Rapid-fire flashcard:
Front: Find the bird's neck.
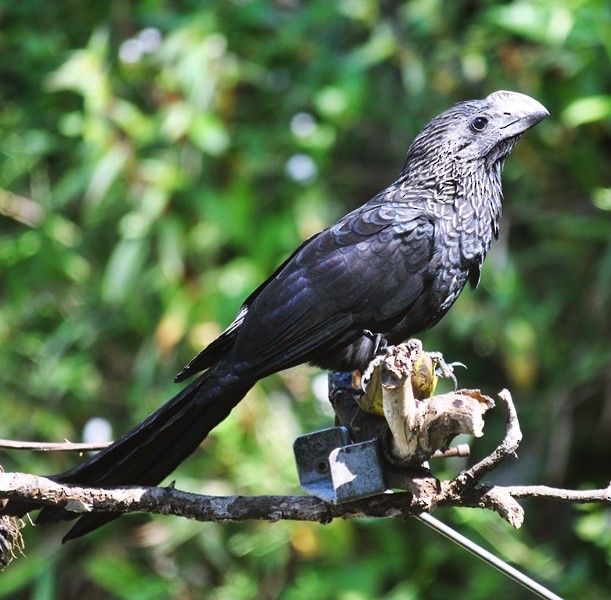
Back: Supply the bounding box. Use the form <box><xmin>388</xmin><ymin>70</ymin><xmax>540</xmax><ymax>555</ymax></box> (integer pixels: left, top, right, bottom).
<box><xmin>462</xmin><ymin>160</ymin><xmax>504</xmax><ymax>244</ymax></box>
<box><xmin>402</xmin><ymin>158</ymin><xmax>504</xmax><ymax>256</ymax></box>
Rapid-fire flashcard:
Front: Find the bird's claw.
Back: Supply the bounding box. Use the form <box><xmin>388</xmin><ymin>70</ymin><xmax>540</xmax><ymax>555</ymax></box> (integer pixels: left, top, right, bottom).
<box><xmin>428</xmin><ymin>353</ymin><xmax>466</xmax><ymax>391</ymax></box>
<box><xmin>363</xmin><ymin>329</ymin><xmax>391</xmax><ymax>357</ymax></box>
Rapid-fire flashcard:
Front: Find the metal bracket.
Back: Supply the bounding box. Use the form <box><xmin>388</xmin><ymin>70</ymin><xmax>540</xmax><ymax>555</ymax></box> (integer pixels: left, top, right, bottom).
<box><xmin>293</xmin><ymin>427</ymin><xmax>386</xmax><ymax>504</ymax></box>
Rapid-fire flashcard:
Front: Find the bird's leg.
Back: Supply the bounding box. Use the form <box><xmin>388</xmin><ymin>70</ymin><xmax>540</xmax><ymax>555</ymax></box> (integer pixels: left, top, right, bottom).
<box><xmin>363</xmin><ymin>330</ymin><xmax>390</xmax><ymax>357</ymax></box>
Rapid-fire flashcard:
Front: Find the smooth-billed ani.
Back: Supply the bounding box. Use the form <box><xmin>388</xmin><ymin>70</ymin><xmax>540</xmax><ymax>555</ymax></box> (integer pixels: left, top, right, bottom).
<box><xmin>2</xmin><ymin>90</ymin><xmax>548</xmax><ymax>541</ymax></box>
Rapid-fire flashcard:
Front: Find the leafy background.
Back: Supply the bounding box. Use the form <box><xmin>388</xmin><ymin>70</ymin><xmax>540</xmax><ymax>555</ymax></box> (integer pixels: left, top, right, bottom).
<box><xmin>1</xmin><ymin>0</ymin><xmax>610</xmax><ymax>598</ymax></box>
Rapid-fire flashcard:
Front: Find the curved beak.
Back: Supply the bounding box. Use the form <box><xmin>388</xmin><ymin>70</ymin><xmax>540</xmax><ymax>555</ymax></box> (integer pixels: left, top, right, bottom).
<box><xmin>487</xmin><ymin>90</ymin><xmax>549</xmax><ymax>137</ymax></box>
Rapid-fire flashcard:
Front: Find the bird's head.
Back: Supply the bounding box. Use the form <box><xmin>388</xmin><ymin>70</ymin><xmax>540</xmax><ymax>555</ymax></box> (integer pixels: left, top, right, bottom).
<box><xmin>402</xmin><ymin>90</ymin><xmax>548</xmax><ymax>178</ymax></box>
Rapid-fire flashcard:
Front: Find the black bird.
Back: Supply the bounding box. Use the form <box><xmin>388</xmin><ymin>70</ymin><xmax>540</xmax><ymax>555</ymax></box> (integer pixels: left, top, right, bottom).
<box><xmin>2</xmin><ymin>91</ymin><xmax>548</xmax><ymax>541</ymax></box>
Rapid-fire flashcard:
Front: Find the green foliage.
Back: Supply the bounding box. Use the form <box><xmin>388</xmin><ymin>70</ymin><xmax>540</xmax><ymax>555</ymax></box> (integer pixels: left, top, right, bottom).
<box><xmin>1</xmin><ymin>0</ymin><xmax>610</xmax><ymax>597</ymax></box>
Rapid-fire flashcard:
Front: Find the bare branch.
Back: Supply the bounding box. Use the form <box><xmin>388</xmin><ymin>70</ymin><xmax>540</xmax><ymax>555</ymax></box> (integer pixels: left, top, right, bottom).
<box><xmin>0</xmin><ymin>473</ymin><xmax>419</xmax><ymax>522</ymax></box>
<box><xmin>0</xmin><ymin>473</ymin><xmax>608</xmax><ymax>531</ymax></box>
<box><xmin>0</xmin><ymin>189</ymin><xmax>45</xmax><ymax>228</ymax></box>
<box><xmin>0</xmin><ymin>439</ymin><xmax>110</xmax><ymax>452</ymax></box>
<box><xmin>451</xmin><ymin>389</ymin><xmax>522</xmax><ymax>491</ymax></box>
<box><xmin>505</xmin><ymin>484</ymin><xmax>611</xmax><ymax>504</ymax></box>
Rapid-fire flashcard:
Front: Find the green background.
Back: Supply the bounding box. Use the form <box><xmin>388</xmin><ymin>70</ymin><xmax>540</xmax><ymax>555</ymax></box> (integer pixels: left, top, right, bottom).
<box><xmin>1</xmin><ymin>1</ymin><xmax>610</xmax><ymax>598</ymax></box>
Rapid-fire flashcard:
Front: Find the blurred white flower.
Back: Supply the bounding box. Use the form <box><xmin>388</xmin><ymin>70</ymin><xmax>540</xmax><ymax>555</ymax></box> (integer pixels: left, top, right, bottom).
<box><xmin>82</xmin><ymin>417</ymin><xmax>113</xmax><ymax>444</ymax></box>
<box><xmin>285</xmin><ymin>154</ymin><xmax>317</xmax><ymax>183</ymax></box>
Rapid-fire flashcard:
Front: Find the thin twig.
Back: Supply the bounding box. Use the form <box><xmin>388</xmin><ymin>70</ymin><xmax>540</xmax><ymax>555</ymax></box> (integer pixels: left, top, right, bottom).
<box><xmin>451</xmin><ymin>389</ymin><xmax>522</xmax><ymax>490</ymax></box>
<box><xmin>0</xmin><ymin>189</ymin><xmax>45</xmax><ymax>228</ymax></box>
<box><xmin>431</xmin><ymin>444</ymin><xmax>470</xmax><ymax>459</ymax></box>
<box><xmin>0</xmin><ymin>439</ymin><xmax>110</xmax><ymax>452</ymax></box>
<box><xmin>505</xmin><ymin>483</ymin><xmax>611</xmax><ymax>504</ymax></box>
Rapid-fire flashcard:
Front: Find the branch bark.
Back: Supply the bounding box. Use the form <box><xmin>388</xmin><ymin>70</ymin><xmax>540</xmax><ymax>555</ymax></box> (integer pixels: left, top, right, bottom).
<box><xmin>0</xmin><ymin>473</ymin><xmax>608</xmax><ymax>525</ymax></box>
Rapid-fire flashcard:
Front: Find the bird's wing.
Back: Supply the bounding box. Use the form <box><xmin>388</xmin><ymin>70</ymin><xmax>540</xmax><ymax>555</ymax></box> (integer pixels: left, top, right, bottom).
<box><xmin>228</xmin><ymin>199</ymin><xmax>438</xmax><ymax>377</ymax></box>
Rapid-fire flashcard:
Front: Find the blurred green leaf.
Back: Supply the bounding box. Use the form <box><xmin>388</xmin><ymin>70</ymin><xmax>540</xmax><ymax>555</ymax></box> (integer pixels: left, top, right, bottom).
<box><xmin>86</xmin><ymin>554</ymin><xmax>171</xmax><ymax>600</ymax></box>
<box><xmin>487</xmin><ymin>2</ymin><xmax>574</xmax><ymax>45</ymax></box>
<box><xmin>0</xmin><ymin>550</ymin><xmax>56</xmax><ymax>598</ymax></box>
<box><xmin>562</xmin><ymin>95</ymin><xmax>611</xmax><ymax>126</ymax></box>
<box><xmin>84</xmin><ymin>143</ymin><xmax>131</xmax><ymax>206</ymax></box>
<box><xmin>575</xmin><ymin>509</ymin><xmax>611</xmax><ymax>560</ymax></box>
<box><xmin>102</xmin><ymin>238</ymin><xmax>148</xmax><ymax>303</ymax></box>
<box><xmin>189</xmin><ymin>112</ymin><xmax>231</xmax><ymax>156</ymax></box>
<box><xmin>592</xmin><ymin>187</ymin><xmax>611</xmax><ymax>211</ymax></box>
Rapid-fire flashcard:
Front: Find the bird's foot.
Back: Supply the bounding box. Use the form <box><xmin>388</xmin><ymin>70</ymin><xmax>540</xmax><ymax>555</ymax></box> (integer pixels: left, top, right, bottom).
<box><xmin>427</xmin><ymin>352</ymin><xmax>466</xmax><ymax>391</ymax></box>
<box><xmin>363</xmin><ymin>330</ymin><xmax>391</xmax><ymax>357</ymax></box>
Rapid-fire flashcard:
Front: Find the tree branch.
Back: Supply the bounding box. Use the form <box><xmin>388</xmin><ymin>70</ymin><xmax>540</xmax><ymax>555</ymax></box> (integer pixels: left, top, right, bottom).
<box><xmin>0</xmin><ymin>473</ymin><xmax>608</xmax><ymax>526</ymax></box>
<box><xmin>0</xmin><ymin>439</ymin><xmax>110</xmax><ymax>452</ymax></box>
<box><xmin>503</xmin><ymin>484</ymin><xmax>611</xmax><ymax>504</ymax></box>
<box><xmin>451</xmin><ymin>389</ymin><xmax>522</xmax><ymax>489</ymax></box>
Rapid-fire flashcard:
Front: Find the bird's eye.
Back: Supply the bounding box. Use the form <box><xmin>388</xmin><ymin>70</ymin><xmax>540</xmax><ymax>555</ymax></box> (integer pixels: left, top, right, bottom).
<box><xmin>470</xmin><ymin>116</ymin><xmax>489</xmax><ymax>132</ymax></box>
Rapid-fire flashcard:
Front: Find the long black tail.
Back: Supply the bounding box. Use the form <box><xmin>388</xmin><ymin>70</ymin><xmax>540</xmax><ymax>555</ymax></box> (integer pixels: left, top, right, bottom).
<box><xmin>2</xmin><ymin>371</ymin><xmax>252</xmax><ymax>542</ymax></box>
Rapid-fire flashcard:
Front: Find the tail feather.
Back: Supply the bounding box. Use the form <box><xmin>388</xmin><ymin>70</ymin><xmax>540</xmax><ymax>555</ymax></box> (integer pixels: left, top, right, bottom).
<box><xmin>2</xmin><ymin>371</ymin><xmax>252</xmax><ymax>541</ymax></box>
